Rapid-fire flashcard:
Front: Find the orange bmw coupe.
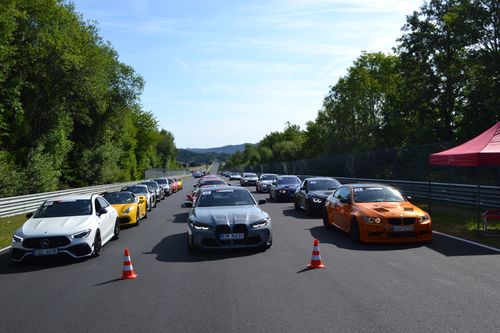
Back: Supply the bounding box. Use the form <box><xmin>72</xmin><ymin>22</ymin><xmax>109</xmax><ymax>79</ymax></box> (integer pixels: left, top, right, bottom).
<box><xmin>323</xmin><ymin>184</ymin><xmax>432</xmax><ymax>243</ymax></box>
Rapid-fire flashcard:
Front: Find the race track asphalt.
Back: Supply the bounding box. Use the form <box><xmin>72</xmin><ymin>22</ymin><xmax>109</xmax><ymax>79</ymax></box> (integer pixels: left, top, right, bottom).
<box><xmin>1</xmin><ymin>176</ymin><xmax>499</xmax><ymax>333</ymax></box>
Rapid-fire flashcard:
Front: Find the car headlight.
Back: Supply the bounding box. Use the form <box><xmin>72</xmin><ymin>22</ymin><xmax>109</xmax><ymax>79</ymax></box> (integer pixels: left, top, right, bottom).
<box><xmin>362</xmin><ymin>216</ymin><xmax>381</xmax><ymax>224</ymax></box>
<box><xmin>123</xmin><ymin>206</ymin><xmax>134</xmax><ymax>215</ymax></box>
<box><xmin>418</xmin><ymin>215</ymin><xmax>430</xmax><ymax>223</ymax></box>
<box><xmin>279</xmin><ymin>189</ymin><xmax>287</xmax><ymax>194</ymax></box>
<box><xmin>12</xmin><ymin>234</ymin><xmax>23</xmax><ymax>243</ymax></box>
<box><xmin>311</xmin><ymin>197</ymin><xmax>323</xmax><ymax>203</ymax></box>
<box><xmin>189</xmin><ymin>221</ymin><xmax>211</xmax><ymax>230</ymax></box>
<box><xmin>70</xmin><ymin>229</ymin><xmax>92</xmax><ymax>239</ymax></box>
<box><xmin>252</xmin><ymin>218</ymin><xmax>270</xmax><ymax>228</ymax></box>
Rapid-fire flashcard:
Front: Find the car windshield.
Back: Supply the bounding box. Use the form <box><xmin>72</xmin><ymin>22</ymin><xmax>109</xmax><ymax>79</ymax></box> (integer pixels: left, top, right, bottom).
<box><xmin>122</xmin><ymin>187</ymin><xmax>148</xmax><ymax>196</ymax></box>
<box><xmin>34</xmin><ymin>199</ymin><xmax>92</xmax><ymax>218</ymax></box>
<box><xmin>353</xmin><ymin>187</ymin><xmax>405</xmax><ymax>203</ymax></box>
<box><xmin>103</xmin><ymin>192</ymin><xmax>134</xmax><ymax>204</ymax></box>
<box><xmin>277</xmin><ymin>177</ymin><xmax>300</xmax><ymax>185</ymax></box>
<box><xmin>244</xmin><ymin>173</ymin><xmax>257</xmax><ymax>177</ymax></box>
<box><xmin>155</xmin><ymin>179</ymin><xmax>167</xmax><ymax>184</ymax></box>
<box><xmin>141</xmin><ymin>182</ymin><xmax>158</xmax><ymax>188</ymax></box>
<box><xmin>309</xmin><ymin>179</ymin><xmax>341</xmax><ymax>190</ymax></box>
<box><xmin>200</xmin><ymin>179</ymin><xmax>225</xmax><ymax>186</ymax></box>
<box><xmin>197</xmin><ymin>189</ymin><xmax>255</xmax><ymax>207</ymax></box>
<box><xmin>261</xmin><ymin>175</ymin><xmax>276</xmax><ymax>180</ymax></box>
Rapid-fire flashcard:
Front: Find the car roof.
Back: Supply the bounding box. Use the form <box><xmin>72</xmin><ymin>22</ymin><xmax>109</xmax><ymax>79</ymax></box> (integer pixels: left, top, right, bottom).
<box><xmin>304</xmin><ymin>177</ymin><xmax>337</xmax><ymax>181</ymax></box>
<box><xmin>343</xmin><ymin>183</ymin><xmax>391</xmax><ymax>188</ymax></box>
<box><xmin>48</xmin><ymin>194</ymin><xmax>96</xmax><ymax>201</ymax></box>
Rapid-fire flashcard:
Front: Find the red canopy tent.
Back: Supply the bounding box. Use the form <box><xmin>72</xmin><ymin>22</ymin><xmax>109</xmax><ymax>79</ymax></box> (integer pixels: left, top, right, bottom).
<box><xmin>428</xmin><ymin>122</ymin><xmax>500</xmax><ymax>233</ymax></box>
<box><xmin>429</xmin><ymin>122</ymin><xmax>500</xmax><ymax>166</ymax></box>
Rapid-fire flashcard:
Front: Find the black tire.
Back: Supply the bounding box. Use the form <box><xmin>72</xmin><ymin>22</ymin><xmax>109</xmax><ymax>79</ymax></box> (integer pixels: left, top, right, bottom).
<box><xmin>322</xmin><ymin>208</ymin><xmax>331</xmax><ymax>229</ymax></box>
<box><xmin>294</xmin><ymin>199</ymin><xmax>300</xmax><ymax>211</ymax></box>
<box><xmin>144</xmin><ymin>208</ymin><xmax>148</xmax><ymax>219</ymax></box>
<box><xmin>92</xmin><ymin>231</ymin><xmax>102</xmax><ymax>257</ymax></box>
<box><xmin>256</xmin><ymin>186</ymin><xmax>260</xmax><ymax>193</ymax></box>
<box><xmin>113</xmin><ymin>219</ymin><xmax>120</xmax><ymax>240</ymax></box>
<box><xmin>350</xmin><ymin>219</ymin><xmax>360</xmax><ymax>242</ymax></box>
<box><xmin>305</xmin><ymin>201</ymin><xmax>312</xmax><ymax>216</ymax></box>
<box><xmin>269</xmin><ymin>192</ymin><xmax>273</xmax><ymax>200</ymax></box>
<box><xmin>135</xmin><ymin>211</ymin><xmax>140</xmax><ymax>226</ymax></box>
<box><xmin>262</xmin><ymin>236</ymin><xmax>272</xmax><ymax>250</ymax></box>
<box><xmin>187</xmin><ymin>234</ymin><xmax>198</xmax><ymax>253</ymax></box>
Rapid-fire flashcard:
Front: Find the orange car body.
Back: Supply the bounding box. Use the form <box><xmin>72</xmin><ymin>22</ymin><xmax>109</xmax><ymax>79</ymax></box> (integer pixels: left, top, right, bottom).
<box><xmin>323</xmin><ymin>184</ymin><xmax>432</xmax><ymax>243</ymax></box>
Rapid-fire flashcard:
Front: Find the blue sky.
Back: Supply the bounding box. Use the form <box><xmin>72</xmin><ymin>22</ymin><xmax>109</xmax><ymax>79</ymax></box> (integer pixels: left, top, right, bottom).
<box><xmin>73</xmin><ymin>0</ymin><xmax>422</xmax><ymax>148</ymax></box>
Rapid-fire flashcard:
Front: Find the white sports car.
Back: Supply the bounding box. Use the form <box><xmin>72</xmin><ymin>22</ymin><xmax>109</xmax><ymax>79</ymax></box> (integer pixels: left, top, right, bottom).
<box><xmin>10</xmin><ymin>194</ymin><xmax>119</xmax><ymax>262</ymax></box>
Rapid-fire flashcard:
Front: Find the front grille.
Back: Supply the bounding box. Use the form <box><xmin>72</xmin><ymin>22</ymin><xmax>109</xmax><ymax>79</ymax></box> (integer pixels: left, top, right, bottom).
<box><xmin>118</xmin><ymin>217</ymin><xmax>131</xmax><ymax>224</ymax></box>
<box><xmin>387</xmin><ymin>232</ymin><xmax>418</xmax><ymax>238</ymax></box>
<box><xmin>67</xmin><ymin>244</ymin><xmax>92</xmax><ymax>256</ymax></box>
<box><xmin>233</xmin><ymin>224</ymin><xmax>247</xmax><ymax>245</ymax></box>
<box><xmin>216</xmin><ymin>225</ymin><xmax>231</xmax><ymax>246</ymax></box>
<box><xmin>23</xmin><ymin>236</ymin><xmax>70</xmax><ymax>249</ymax></box>
<box><xmin>387</xmin><ymin>218</ymin><xmax>416</xmax><ymax>225</ymax></box>
<box><xmin>11</xmin><ymin>248</ymin><xmax>28</xmax><ymax>260</ymax></box>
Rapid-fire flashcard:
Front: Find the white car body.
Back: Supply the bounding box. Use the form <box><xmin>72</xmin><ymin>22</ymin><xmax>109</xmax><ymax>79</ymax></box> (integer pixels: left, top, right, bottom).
<box><xmin>229</xmin><ymin>173</ymin><xmax>242</xmax><ymax>180</ymax></box>
<box><xmin>240</xmin><ymin>173</ymin><xmax>259</xmax><ymax>186</ymax></box>
<box><xmin>10</xmin><ymin>194</ymin><xmax>119</xmax><ymax>262</ymax></box>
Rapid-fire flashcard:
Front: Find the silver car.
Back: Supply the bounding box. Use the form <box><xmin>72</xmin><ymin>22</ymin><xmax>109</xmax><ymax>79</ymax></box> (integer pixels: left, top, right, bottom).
<box><xmin>186</xmin><ymin>186</ymin><xmax>272</xmax><ymax>251</ymax></box>
<box><xmin>240</xmin><ymin>172</ymin><xmax>259</xmax><ymax>186</ymax></box>
<box><xmin>256</xmin><ymin>173</ymin><xmax>278</xmax><ymax>193</ymax></box>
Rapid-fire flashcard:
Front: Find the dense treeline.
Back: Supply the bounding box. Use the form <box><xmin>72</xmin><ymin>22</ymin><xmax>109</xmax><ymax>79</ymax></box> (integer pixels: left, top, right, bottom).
<box><xmin>177</xmin><ymin>149</ymin><xmax>230</xmax><ymax>167</ymax></box>
<box><xmin>225</xmin><ymin>0</ymin><xmax>500</xmax><ymax>171</ymax></box>
<box><xmin>0</xmin><ymin>0</ymin><xmax>177</xmax><ymax>197</ymax></box>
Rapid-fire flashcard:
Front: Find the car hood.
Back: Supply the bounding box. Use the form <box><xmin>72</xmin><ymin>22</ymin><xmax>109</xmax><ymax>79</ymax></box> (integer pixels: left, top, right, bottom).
<box><xmin>21</xmin><ymin>215</ymin><xmax>94</xmax><ymax>236</ymax></box>
<box><xmin>309</xmin><ymin>190</ymin><xmax>334</xmax><ymax>199</ymax></box>
<box><xmin>244</xmin><ymin>177</ymin><xmax>258</xmax><ymax>180</ymax></box>
<box><xmin>356</xmin><ymin>202</ymin><xmax>426</xmax><ymax>217</ymax></box>
<box><xmin>192</xmin><ymin>206</ymin><xmax>268</xmax><ymax>225</ymax></box>
<box><xmin>259</xmin><ymin>180</ymin><xmax>274</xmax><ymax>184</ymax></box>
<box><xmin>112</xmin><ymin>203</ymin><xmax>135</xmax><ymax>215</ymax></box>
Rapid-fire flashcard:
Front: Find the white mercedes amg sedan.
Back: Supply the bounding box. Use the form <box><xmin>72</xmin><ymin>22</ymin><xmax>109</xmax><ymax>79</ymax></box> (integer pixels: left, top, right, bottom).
<box><xmin>10</xmin><ymin>194</ymin><xmax>119</xmax><ymax>262</ymax></box>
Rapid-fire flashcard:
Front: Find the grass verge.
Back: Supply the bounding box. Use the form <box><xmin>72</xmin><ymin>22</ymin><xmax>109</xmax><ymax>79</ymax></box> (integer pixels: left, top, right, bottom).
<box><xmin>0</xmin><ymin>214</ymin><xmax>28</xmax><ymax>249</ymax></box>
<box><xmin>415</xmin><ymin>201</ymin><xmax>500</xmax><ymax>249</ymax></box>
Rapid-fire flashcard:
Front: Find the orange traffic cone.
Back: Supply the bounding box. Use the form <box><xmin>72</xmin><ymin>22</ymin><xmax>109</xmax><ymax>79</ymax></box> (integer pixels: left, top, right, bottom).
<box><xmin>121</xmin><ymin>248</ymin><xmax>138</xmax><ymax>279</ymax></box>
<box><xmin>307</xmin><ymin>239</ymin><xmax>326</xmax><ymax>269</ymax></box>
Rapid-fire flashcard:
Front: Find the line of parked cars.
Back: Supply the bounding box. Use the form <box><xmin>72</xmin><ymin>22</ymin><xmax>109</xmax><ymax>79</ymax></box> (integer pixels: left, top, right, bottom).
<box><xmin>220</xmin><ymin>171</ymin><xmax>433</xmax><ymax>244</ymax></box>
<box><xmin>10</xmin><ymin>177</ymin><xmax>185</xmax><ymax>262</ymax></box>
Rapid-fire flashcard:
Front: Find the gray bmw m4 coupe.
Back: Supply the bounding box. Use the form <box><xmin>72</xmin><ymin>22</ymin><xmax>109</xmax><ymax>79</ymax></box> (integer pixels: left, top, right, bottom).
<box><xmin>186</xmin><ymin>186</ymin><xmax>272</xmax><ymax>251</ymax></box>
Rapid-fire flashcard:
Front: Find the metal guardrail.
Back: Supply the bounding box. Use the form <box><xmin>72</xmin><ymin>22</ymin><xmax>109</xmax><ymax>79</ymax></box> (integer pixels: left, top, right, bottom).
<box><xmin>0</xmin><ymin>181</ymin><xmax>140</xmax><ymax>218</ymax></box>
<box><xmin>295</xmin><ymin>175</ymin><xmax>500</xmax><ymax>209</ymax></box>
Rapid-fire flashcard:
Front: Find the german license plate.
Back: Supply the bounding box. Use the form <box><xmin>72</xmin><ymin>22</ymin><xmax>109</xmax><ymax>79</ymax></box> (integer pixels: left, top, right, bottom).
<box><xmin>392</xmin><ymin>226</ymin><xmax>414</xmax><ymax>232</ymax></box>
<box><xmin>220</xmin><ymin>233</ymin><xmax>244</xmax><ymax>240</ymax></box>
<box><xmin>33</xmin><ymin>248</ymin><xmax>58</xmax><ymax>256</ymax></box>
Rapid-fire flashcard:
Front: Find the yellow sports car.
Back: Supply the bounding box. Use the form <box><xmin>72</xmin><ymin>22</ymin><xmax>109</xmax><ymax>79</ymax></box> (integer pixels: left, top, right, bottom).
<box><xmin>103</xmin><ymin>191</ymin><xmax>147</xmax><ymax>227</ymax></box>
<box><xmin>176</xmin><ymin>177</ymin><xmax>184</xmax><ymax>190</ymax></box>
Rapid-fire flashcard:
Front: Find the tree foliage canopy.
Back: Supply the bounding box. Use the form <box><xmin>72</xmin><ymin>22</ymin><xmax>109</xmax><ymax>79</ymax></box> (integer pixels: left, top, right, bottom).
<box><xmin>0</xmin><ymin>0</ymin><xmax>177</xmax><ymax>196</ymax></box>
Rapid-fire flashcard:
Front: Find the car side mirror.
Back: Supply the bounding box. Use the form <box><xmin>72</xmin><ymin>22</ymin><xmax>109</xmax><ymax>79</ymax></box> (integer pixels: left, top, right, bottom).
<box><xmin>300</xmin><ymin>186</ymin><xmax>306</xmax><ymax>191</ymax></box>
<box><xmin>258</xmin><ymin>199</ymin><xmax>267</xmax><ymax>205</ymax></box>
<box><xmin>339</xmin><ymin>198</ymin><xmax>350</xmax><ymax>204</ymax></box>
<box><xmin>98</xmin><ymin>208</ymin><xmax>108</xmax><ymax>216</ymax></box>
<box><xmin>26</xmin><ymin>212</ymin><xmax>34</xmax><ymax>219</ymax></box>
<box><xmin>182</xmin><ymin>201</ymin><xmax>193</xmax><ymax>208</ymax></box>
<box><xmin>194</xmin><ymin>184</ymin><xmax>198</xmax><ymax>188</ymax></box>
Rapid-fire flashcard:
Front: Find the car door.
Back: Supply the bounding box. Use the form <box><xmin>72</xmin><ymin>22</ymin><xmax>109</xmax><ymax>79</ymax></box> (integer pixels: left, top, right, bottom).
<box><xmin>331</xmin><ymin>186</ymin><xmax>351</xmax><ymax>231</ymax></box>
<box><xmin>297</xmin><ymin>180</ymin><xmax>307</xmax><ymax>207</ymax></box>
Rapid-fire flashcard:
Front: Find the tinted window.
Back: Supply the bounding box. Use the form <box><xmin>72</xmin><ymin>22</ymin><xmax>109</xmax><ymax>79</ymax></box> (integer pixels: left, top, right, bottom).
<box><xmin>98</xmin><ymin>197</ymin><xmax>109</xmax><ymax>208</ymax></box>
<box><xmin>34</xmin><ymin>200</ymin><xmax>92</xmax><ymax>218</ymax></box>
<box><xmin>308</xmin><ymin>179</ymin><xmax>341</xmax><ymax>191</ymax></box>
<box><xmin>200</xmin><ymin>179</ymin><xmax>225</xmax><ymax>186</ymax></box>
<box><xmin>122</xmin><ymin>186</ymin><xmax>148</xmax><ymax>195</ymax></box>
<box><xmin>353</xmin><ymin>187</ymin><xmax>405</xmax><ymax>203</ymax></box>
<box><xmin>334</xmin><ymin>187</ymin><xmax>351</xmax><ymax>200</ymax></box>
<box><xmin>197</xmin><ymin>189</ymin><xmax>255</xmax><ymax>207</ymax></box>
<box><xmin>261</xmin><ymin>175</ymin><xmax>276</xmax><ymax>180</ymax></box>
<box><xmin>277</xmin><ymin>177</ymin><xmax>300</xmax><ymax>185</ymax></box>
<box><xmin>104</xmin><ymin>192</ymin><xmax>134</xmax><ymax>204</ymax></box>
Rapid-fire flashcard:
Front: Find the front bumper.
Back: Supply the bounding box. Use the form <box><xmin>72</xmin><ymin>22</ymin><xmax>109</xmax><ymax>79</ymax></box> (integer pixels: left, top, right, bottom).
<box><xmin>307</xmin><ymin>198</ymin><xmax>326</xmax><ymax>213</ymax></box>
<box><xmin>258</xmin><ymin>183</ymin><xmax>271</xmax><ymax>192</ymax></box>
<box><xmin>359</xmin><ymin>221</ymin><xmax>433</xmax><ymax>243</ymax></box>
<box><xmin>189</xmin><ymin>224</ymin><xmax>272</xmax><ymax>249</ymax></box>
<box><xmin>11</xmin><ymin>234</ymin><xmax>94</xmax><ymax>262</ymax></box>
<box><xmin>275</xmin><ymin>189</ymin><xmax>296</xmax><ymax>201</ymax></box>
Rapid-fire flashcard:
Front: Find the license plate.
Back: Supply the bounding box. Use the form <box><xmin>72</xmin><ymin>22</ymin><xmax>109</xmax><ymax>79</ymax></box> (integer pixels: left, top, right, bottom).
<box><xmin>220</xmin><ymin>233</ymin><xmax>244</xmax><ymax>240</ymax></box>
<box><xmin>392</xmin><ymin>226</ymin><xmax>414</xmax><ymax>232</ymax></box>
<box><xmin>33</xmin><ymin>248</ymin><xmax>58</xmax><ymax>256</ymax></box>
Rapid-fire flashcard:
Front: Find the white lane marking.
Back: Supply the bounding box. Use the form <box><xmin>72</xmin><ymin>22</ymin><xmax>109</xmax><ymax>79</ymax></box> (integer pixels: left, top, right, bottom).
<box><xmin>0</xmin><ymin>246</ymin><xmax>11</xmax><ymax>253</ymax></box>
<box><xmin>433</xmin><ymin>231</ymin><xmax>500</xmax><ymax>253</ymax></box>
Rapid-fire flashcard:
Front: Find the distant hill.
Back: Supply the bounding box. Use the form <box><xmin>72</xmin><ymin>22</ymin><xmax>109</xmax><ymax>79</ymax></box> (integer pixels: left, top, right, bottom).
<box><xmin>177</xmin><ymin>149</ymin><xmax>231</xmax><ymax>166</ymax></box>
<box><xmin>182</xmin><ymin>143</ymin><xmax>253</xmax><ymax>155</ymax></box>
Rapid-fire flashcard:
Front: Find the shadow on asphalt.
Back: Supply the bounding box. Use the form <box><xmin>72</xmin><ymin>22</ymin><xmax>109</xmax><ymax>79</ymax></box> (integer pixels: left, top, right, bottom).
<box><xmin>0</xmin><ymin>251</ymin><xmax>82</xmax><ymax>274</ymax></box>
<box><xmin>308</xmin><ymin>226</ymin><xmax>499</xmax><ymax>256</ymax></box>
<box><xmin>144</xmin><ymin>232</ymin><xmax>263</xmax><ymax>262</ymax></box>
<box><xmin>170</xmin><ymin>212</ymin><xmax>189</xmax><ymax>223</ymax></box>
<box><xmin>282</xmin><ymin>208</ymin><xmax>321</xmax><ymax>220</ymax></box>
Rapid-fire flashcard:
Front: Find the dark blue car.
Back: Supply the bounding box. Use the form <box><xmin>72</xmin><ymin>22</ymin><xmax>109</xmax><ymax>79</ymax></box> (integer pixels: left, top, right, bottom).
<box><xmin>269</xmin><ymin>175</ymin><xmax>301</xmax><ymax>202</ymax></box>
